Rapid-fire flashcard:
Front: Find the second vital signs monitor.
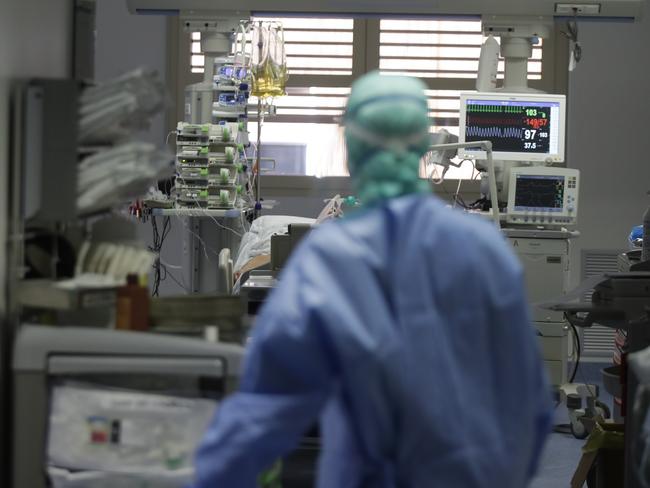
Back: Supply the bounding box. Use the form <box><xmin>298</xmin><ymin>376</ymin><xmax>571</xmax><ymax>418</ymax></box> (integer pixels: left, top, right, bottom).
<box><xmin>458</xmin><ymin>92</ymin><xmax>566</xmax><ymax>163</ymax></box>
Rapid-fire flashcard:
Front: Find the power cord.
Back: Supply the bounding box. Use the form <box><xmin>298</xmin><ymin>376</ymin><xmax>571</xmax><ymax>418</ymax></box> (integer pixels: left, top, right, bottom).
<box><xmin>190</xmin><ymin>195</ymin><xmax>243</xmax><ymax>238</ymax></box>
<box><xmin>562</xmin><ymin>10</ymin><xmax>582</xmax><ymax>66</ymax></box>
<box><xmin>567</xmin><ymin>315</ymin><xmax>581</xmax><ymax>384</ymax></box>
<box><xmin>149</xmin><ymin>216</ymin><xmax>171</xmax><ymax>296</ymax></box>
<box><xmin>565</xmin><ymin>312</ymin><xmax>599</xmax><ymax>400</ymax></box>
<box><xmin>177</xmin><ymin>214</ymin><xmax>222</xmax><ymax>261</ymax></box>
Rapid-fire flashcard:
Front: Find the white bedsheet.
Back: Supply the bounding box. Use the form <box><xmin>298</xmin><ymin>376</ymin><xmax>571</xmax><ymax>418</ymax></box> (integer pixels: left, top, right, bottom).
<box><xmin>234</xmin><ymin>215</ymin><xmax>315</xmax><ymax>273</ymax></box>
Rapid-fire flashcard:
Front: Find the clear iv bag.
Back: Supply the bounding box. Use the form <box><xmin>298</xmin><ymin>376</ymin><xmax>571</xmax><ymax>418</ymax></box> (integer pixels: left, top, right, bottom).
<box><xmin>250</xmin><ymin>22</ymin><xmax>288</xmax><ymax>99</ymax></box>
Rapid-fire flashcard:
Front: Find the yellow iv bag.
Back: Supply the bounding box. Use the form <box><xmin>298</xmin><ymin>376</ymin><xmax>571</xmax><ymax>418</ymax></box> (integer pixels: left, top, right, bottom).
<box><xmin>250</xmin><ymin>22</ymin><xmax>288</xmax><ymax>99</ymax></box>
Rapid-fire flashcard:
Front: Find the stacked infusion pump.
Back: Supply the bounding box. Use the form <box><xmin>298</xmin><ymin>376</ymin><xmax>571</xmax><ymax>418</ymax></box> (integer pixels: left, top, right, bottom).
<box><xmin>175</xmin><ymin>122</ymin><xmax>245</xmax><ymax>208</ymax></box>
<box><xmin>175</xmin><ymin>20</ymin><xmax>251</xmax><ymax>210</ymax></box>
<box><xmin>458</xmin><ymin>89</ymin><xmax>579</xmax><ymax>386</ymax></box>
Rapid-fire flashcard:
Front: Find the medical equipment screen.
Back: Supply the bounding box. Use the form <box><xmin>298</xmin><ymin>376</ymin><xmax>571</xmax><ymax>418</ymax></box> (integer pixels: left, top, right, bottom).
<box><xmin>514</xmin><ymin>175</ymin><xmax>565</xmax><ymax>212</ymax></box>
<box><xmin>463</xmin><ymin>98</ymin><xmax>562</xmax><ymax>156</ymax></box>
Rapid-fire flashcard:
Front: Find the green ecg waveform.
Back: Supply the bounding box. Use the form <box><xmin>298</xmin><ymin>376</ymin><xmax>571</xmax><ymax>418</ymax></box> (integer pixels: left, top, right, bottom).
<box><xmin>468</xmin><ymin>105</ymin><xmax>524</xmax><ymax>114</ymax></box>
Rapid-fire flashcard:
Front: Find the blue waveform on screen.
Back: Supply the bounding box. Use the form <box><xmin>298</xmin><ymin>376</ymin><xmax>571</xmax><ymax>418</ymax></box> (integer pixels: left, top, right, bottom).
<box><xmin>466</xmin><ymin>126</ymin><xmax>523</xmax><ymax>138</ymax></box>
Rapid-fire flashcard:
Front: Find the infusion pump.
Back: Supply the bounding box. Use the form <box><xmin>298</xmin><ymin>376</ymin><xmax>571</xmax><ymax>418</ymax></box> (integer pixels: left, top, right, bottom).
<box><xmin>506</xmin><ymin>166</ymin><xmax>579</xmax><ymax>227</ymax></box>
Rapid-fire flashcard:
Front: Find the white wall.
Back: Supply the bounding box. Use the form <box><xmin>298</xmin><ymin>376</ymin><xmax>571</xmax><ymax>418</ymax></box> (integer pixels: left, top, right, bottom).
<box><xmin>95</xmin><ymin>0</ymin><xmax>168</xmax><ymax>144</ymax></box>
<box><xmin>567</xmin><ymin>16</ymin><xmax>650</xmax><ymax>285</ymax></box>
<box><xmin>93</xmin><ymin>1</ymin><xmax>184</xmax><ymax>293</ymax></box>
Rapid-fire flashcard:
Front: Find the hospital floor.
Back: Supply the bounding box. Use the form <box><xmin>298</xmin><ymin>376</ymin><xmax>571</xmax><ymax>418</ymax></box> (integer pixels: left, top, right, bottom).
<box><xmin>529</xmin><ymin>362</ymin><xmax>614</xmax><ymax>488</ymax></box>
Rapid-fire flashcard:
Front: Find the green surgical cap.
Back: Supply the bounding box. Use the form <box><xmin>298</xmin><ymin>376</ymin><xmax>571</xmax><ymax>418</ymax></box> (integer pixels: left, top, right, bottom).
<box><xmin>344</xmin><ymin>71</ymin><xmax>431</xmax><ymax>206</ymax></box>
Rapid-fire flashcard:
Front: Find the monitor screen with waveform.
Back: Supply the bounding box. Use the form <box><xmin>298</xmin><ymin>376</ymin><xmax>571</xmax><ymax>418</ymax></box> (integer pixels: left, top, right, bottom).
<box><xmin>514</xmin><ymin>175</ymin><xmax>565</xmax><ymax>211</ymax></box>
<box><xmin>458</xmin><ymin>92</ymin><xmax>566</xmax><ymax>163</ymax></box>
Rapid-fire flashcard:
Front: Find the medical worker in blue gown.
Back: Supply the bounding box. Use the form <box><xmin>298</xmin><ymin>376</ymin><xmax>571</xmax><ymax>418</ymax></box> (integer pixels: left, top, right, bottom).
<box><xmin>193</xmin><ymin>72</ymin><xmax>552</xmax><ymax>488</ymax></box>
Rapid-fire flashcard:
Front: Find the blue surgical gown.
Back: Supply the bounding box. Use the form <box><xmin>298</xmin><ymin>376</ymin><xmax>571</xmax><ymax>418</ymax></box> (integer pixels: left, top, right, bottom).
<box><xmin>194</xmin><ymin>194</ymin><xmax>552</xmax><ymax>488</ymax></box>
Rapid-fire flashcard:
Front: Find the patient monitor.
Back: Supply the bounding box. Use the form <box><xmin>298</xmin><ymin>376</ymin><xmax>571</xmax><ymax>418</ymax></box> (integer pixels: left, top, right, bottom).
<box><xmin>506</xmin><ymin>166</ymin><xmax>579</xmax><ymax>227</ymax></box>
<box><xmin>458</xmin><ymin>92</ymin><xmax>566</xmax><ymax>163</ymax></box>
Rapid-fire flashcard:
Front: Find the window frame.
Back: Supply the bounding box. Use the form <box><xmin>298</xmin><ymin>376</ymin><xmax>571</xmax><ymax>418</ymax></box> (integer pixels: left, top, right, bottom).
<box><xmin>166</xmin><ymin>16</ymin><xmax>569</xmax><ymax>194</ymax></box>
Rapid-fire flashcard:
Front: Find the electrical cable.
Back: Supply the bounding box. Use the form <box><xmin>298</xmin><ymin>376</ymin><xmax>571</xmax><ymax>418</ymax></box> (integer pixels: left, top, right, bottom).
<box><xmin>242</xmin><ymin>146</ymin><xmax>256</xmax><ymax>202</ymax></box>
<box><xmin>248</xmin><ymin>141</ymin><xmax>259</xmax><ymax>195</ymax></box>
<box><xmin>435</xmin><ymin>178</ymin><xmax>456</xmax><ymax>205</ymax></box>
<box><xmin>166</xmin><ymin>130</ymin><xmax>177</xmax><ymax>147</ymax></box>
<box><xmin>163</xmin><ymin>266</ymin><xmax>191</xmax><ymax>293</ymax></box>
<box><xmin>565</xmin><ymin>312</ymin><xmax>599</xmax><ymax>400</ymax></box>
<box><xmin>562</xmin><ymin>10</ymin><xmax>582</xmax><ymax>64</ymax></box>
<box><xmin>208</xmin><ymin>211</ymin><xmax>243</xmax><ymax>237</ymax></box>
<box><xmin>426</xmin><ymin>158</ymin><xmax>476</xmax><ymax>209</ymax></box>
<box><xmin>454</xmin><ymin>194</ymin><xmax>470</xmax><ymax>210</ymax></box>
<box><xmin>190</xmin><ymin>195</ymin><xmax>243</xmax><ymax>237</ymax></box>
<box><xmin>551</xmin><ymin>318</ymin><xmax>583</xmax><ymax>434</ymax></box>
<box><xmin>150</xmin><ymin>217</ymin><xmax>160</xmax><ymax>296</ymax></box>
<box><xmin>177</xmin><ymin>216</ymin><xmax>211</xmax><ymax>260</ymax></box>
<box><xmin>577</xmin><ymin>360</ymin><xmax>600</xmax><ymax>401</ymax></box>
<box><xmin>436</xmin><ymin>181</ymin><xmax>467</xmax><ymax>210</ymax></box>
<box><xmin>427</xmin><ymin>162</ymin><xmax>447</xmax><ymax>185</ymax></box>
<box><xmin>453</xmin><ymin>177</ymin><xmax>463</xmax><ymax>209</ymax></box>
<box><xmin>176</xmin><ymin>215</ymin><xmax>221</xmax><ymax>260</ymax></box>
<box><xmin>572</xmin><ymin>321</ymin><xmax>599</xmax><ymax>400</ymax></box>
<box><xmin>240</xmin><ymin>209</ymin><xmax>250</xmax><ymax>234</ymax></box>
<box><xmin>205</xmin><ymin>210</ymin><xmax>243</xmax><ymax>238</ymax></box>
<box><xmin>159</xmin><ymin>258</ymin><xmax>183</xmax><ymax>270</ymax></box>
<box><xmin>157</xmin><ymin>217</ymin><xmax>171</xmax><ymax>293</ymax></box>
<box><xmin>149</xmin><ymin>216</ymin><xmax>171</xmax><ymax>297</ymax></box>
<box><xmin>567</xmin><ymin>314</ymin><xmax>581</xmax><ymax>384</ymax></box>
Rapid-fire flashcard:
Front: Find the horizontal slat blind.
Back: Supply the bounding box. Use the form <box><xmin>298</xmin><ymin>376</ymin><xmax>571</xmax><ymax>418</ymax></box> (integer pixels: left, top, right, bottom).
<box><xmin>278</xmin><ymin>17</ymin><xmax>354</xmax><ymax>76</ymax></box>
<box><xmin>191</xmin><ymin>18</ymin><xmax>354</xmax><ymax>78</ymax></box>
<box><xmin>379</xmin><ymin>19</ymin><xmax>542</xmax><ymax>80</ymax></box>
<box><xmin>266</xmin><ymin>86</ymin><xmax>349</xmax><ymax>123</ymax></box>
<box><xmin>426</xmin><ymin>89</ymin><xmax>462</xmax><ymax>131</ymax></box>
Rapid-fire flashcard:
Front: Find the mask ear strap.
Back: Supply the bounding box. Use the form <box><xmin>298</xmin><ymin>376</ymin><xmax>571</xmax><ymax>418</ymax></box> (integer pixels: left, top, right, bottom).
<box><xmin>345</xmin><ymin>121</ymin><xmax>430</xmax><ymax>156</ymax></box>
<box><xmin>343</xmin><ymin>94</ymin><xmax>428</xmax><ymax>121</ymax></box>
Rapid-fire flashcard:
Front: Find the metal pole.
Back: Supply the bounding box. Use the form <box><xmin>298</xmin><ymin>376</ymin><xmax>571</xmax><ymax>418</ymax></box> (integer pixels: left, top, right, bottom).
<box><xmin>485</xmin><ymin>145</ymin><xmax>501</xmax><ymax>228</ymax></box>
<box><xmin>255</xmin><ymin>22</ymin><xmax>263</xmax><ymax>211</ymax></box>
<box><xmin>191</xmin><ymin>217</ymin><xmax>201</xmax><ymax>294</ymax></box>
<box><xmin>256</xmin><ymin>98</ymin><xmax>262</xmax><ymax>205</ymax></box>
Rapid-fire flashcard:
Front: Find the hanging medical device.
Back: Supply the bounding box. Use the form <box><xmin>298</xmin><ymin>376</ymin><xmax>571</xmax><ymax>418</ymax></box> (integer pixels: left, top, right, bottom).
<box><xmin>458</xmin><ymin>16</ymin><xmax>577</xmax><ymax>225</ymax></box>
<box><xmin>480</xmin><ymin>17</ymin><xmax>551</xmax><ymax>93</ymax></box>
<box><xmin>250</xmin><ymin>21</ymin><xmax>288</xmax><ymax>99</ymax></box>
<box><xmin>175</xmin><ymin>18</ymin><xmax>253</xmax><ymax>210</ymax></box>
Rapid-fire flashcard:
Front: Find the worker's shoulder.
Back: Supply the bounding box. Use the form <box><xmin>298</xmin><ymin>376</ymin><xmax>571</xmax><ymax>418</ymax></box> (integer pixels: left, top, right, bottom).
<box><xmin>395</xmin><ymin>194</ymin><xmax>495</xmax><ymax>239</ymax></box>
<box><xmin>415</xmin><ymin>196</ymin><xmax>522</xmax><ymax>273</ymax></box>
<box><xmin>300</xmin><ymin>213</ymin><xmax>370</xmax><ymax>259</ymax></box>
<box><xmin>302</xmin><ymin>194</ymin><xmax>519</xmax><ymax>271</ymax></box>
